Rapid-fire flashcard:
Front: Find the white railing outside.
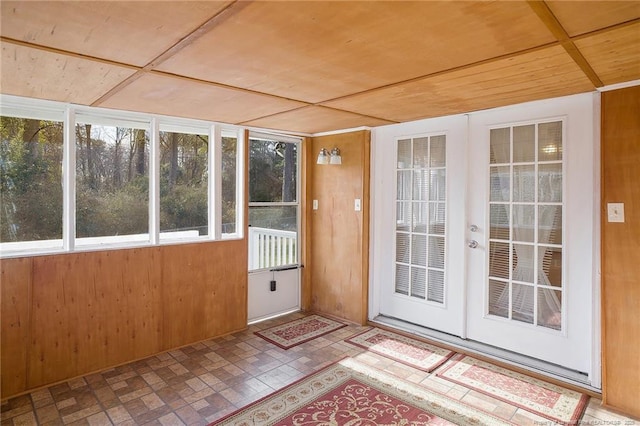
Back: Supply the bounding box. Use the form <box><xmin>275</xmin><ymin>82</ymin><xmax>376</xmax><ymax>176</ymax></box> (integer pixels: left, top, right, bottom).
<box><xmin>249</xmin><ymin>226</ymin><xmax>297</xmax><ymax>270</ymax></box>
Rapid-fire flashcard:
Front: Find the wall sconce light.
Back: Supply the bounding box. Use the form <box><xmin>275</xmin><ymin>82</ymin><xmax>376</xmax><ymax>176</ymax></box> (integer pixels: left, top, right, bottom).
<box><xmin>317</xmin><ymin>147</ymin><xmax>342</xmax><ymax>165</ymax></box>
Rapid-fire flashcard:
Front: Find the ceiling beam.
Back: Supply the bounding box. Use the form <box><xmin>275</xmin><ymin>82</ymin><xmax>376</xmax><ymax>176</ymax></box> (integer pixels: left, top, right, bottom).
<box><xmin>527</xmin><ymin>0</ymin><xmax>603</xmax><ymax>88</ymax></box>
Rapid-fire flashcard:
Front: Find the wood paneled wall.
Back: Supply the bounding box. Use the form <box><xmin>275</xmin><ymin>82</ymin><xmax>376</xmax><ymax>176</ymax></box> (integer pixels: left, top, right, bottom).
<box><xmin>601</xmin><ymin>85</ymin><xmax>640</xmax><ymax>418</ymax></box>
<box><xmin>308</xmin><ymin>131</ymin><xmax>370</xmax><ymax>325</ymax></box>
<box><xmin>1</xmin><ymin>240</ymin><xmax>247</xmax><ymax>399</ymax></box>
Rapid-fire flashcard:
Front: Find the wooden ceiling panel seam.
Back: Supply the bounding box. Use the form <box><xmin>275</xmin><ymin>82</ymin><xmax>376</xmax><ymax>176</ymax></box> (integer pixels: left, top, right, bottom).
<box><xmin>571</xmin><ymin>18</ymin><xmax>640</xmax><ymax>42</ymax></box>
<box><xmin>314</xmin><ymin>43</ymin><xmax>562</xmax><ymax>107</ymax></box>
<box><xmin>92</xmin><ymin>1</ymin><xmax>249</xmax><ymax>107</ymax></box>
<box><xmin>237</xmin><ymin>105</ymin><xmax>399</xmax><ymax>127</ymax></box>
<box><xmin>0</xmin><ymin>36</ymin><xmax>140</xmax><ymax>72</ymax></box>
<box><xmin>527</xmin><ymin>0</ymin><xmax>604</xmax><ymax>87</ymax></box>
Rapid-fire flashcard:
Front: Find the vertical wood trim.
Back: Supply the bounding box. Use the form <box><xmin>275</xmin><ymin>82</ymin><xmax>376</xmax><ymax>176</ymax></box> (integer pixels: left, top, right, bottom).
<box><xmin>360</xmin><ymin>131</ymin><xmax>371</xmax><ymax>324</ymax></box>
<box><xmin>600</xmin><ymin>85</ymin><xmax>640</xmax><ymax>418</ymax></box>
<box><xmin>301</xmin><ymin>137</ymin><xmax>313</xmax><ymax>311</ymax></box>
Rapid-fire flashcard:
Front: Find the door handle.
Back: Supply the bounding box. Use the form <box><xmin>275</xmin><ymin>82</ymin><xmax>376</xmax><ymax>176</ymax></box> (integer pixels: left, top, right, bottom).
<box><xmin>468</xmin><ymin>240</ymin><xmax>479</xmax><ymax>249</ymax></box>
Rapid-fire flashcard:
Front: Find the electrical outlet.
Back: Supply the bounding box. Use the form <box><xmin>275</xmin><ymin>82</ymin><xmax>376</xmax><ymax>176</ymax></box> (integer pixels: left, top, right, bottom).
<box><xmin>607</xmin><ymin>203</ymin><xmax>625</xmax><ymax>223</ymax></box>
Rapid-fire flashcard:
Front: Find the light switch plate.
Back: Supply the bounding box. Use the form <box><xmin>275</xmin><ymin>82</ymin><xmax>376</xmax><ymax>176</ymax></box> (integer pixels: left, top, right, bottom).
<box><xmin>607</xmin><ymin>203</ymin><xmax>625</xmax><ymax>223</ymax></box>
<box><xmin>313</xmin><ymin>200</ymin><xmax>318</xmax><ymax>210</ymax></box>
<box><xmin>354</xmin><ymin>199</ymin><xmax>361</xmax><ymax>211</ymax></box>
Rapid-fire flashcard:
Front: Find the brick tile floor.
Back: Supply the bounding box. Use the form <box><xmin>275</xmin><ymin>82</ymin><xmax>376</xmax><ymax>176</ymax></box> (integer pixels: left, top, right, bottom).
<box><xmin>1</xmin><ymin>312</ymin><xmax>636</xmax><ymax>425</ymax></box>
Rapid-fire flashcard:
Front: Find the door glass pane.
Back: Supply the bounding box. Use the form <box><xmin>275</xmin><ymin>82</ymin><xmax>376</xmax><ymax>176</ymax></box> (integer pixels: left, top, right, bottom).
<box><xmin>490</xmin><ymin>166</ymin><xmax>510</xmax><ymax>202</ymax></box>
<box><xmin>430</xmin><ymin>135</ymin><xmax>446</xmax><ymax>167</ymax></box>
<box><xmin>490</xmin><ymin>204</ymin><xmax>510</xmax><ymax>240</ymax></box>
<box><xmin>538</xmin><ymin>288</ymin><xmax>562</xmax><ymax>330</ymax></box>
<box><xmin>539</xmin><ymin>164</ymin><xmax>562</xmax><ymax>202</ymax></box>
<box><xmin>488</xmin><ymin>280</ymin><xmax>508</xmax><ymax>318</ymax></box>
<box><xmin>513</xmin><ymin>125</ymin><xmax>535</xmax><ymax>163</ymax></box>
<box><xmin>490</xmin><ymin>128</ymin><xmax>510</xmax><ymax>164</ymax></box>
<box><xmin>538</xmin><ymin>121</ymin><xmax>562</xmax><ymax>161</ymax></box>
<box><xmin>395</xmin><ymin>135</ymin><xmax>446</xmax><ymax>303</ymax></box>
<box><xmin>411</xmin><ymin>267</ymin><xmax>426</xmax><ymax>299</ymax></box>
<box><xmin>249</xmin><ymin>139</ymin><xmax>297</xmax><ymax>203</ymax></box>
<box><xmin>413</xmin><ymin>137</ymin><xmax>428</xmax><ymax>168</ymax></box>
<box><xmin>513</xmin><ymin>165</ymin><xmax>535</xmax><ymax>202</ymax></box>
<box><xmin>512</xmin><ymin>283</ymin><xmax>534</xmax><ymax>324</ymax></box>
<box><xmin>486</xmin><ymin>120</ymin><xmax>564</xmax><ymax>330</ymax></box>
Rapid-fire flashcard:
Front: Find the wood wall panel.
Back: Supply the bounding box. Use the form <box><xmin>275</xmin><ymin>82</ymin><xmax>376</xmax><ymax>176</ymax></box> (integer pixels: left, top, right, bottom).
<box><xmin>161</xmin><ymin>240</ymin><xmax>247</xmax><ymax>349</ymax></box>
<box><xmin>309</xmin><ymin>131</ymin><xmax>370</xmax><ymax>324</ymax></box>
<box><xmin>1</xmin><ymin>257</ymin><xmax>32</xmax><ymax>397</ymax></box>
<box><xmin>601</xmin><ymin>85</ymin><xmax>640</xmax><ymax>418</ymax></box>
<box><xmin>1</xmin><ymin>239</ymin><xmax>247</xmax><ymax>399</ymax></box>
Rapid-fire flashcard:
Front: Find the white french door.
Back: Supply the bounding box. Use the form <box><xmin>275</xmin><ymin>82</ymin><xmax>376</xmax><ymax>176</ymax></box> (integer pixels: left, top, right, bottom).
<box><xmin>371</xmin><ymin>115</ymin><xmax>467</xmax><ymax>336</ymax></box>
<box><xmin>371</xmin><ymin>93</ymin><xmax>598</xmax><ymax>376</ymax></box>
<box><xmin>465</xmin><ymin>96</ymin><xmax>597</xmax><ymax>373</ymax></box>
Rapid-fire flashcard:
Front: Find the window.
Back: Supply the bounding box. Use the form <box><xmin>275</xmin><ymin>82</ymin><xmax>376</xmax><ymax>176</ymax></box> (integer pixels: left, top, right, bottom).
<box><xmin>0</xmin><ymin>113</ymin><xmax>64</xmax><ymax>250</ymax></box>
<box><xmin>0</xmin><ymin>95</ymin><xmax>244</xmax><ymax>257</ymax></box>
<box><xmin>75</xmin><ymin>117</ymin><xmax>150</xmax><ymax>245</ymax></box>
<box><xmin>248</xmin><ymin>133</ymin><xmax>300</xmax><ymax>270</ymax></box>
<box><xmin>395</xmin><ymin>135</ymin><xmax>446</xmax><ymax>303</ymax></box>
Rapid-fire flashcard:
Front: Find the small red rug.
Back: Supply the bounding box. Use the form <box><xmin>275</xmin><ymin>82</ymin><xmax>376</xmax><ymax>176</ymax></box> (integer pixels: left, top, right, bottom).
<box><xmin>210</xmin><ymin>357</ymin><xmax>513</xmax><ymax>425</ymax></box>
<box><xmin>254</xmin><ymin>315</ymin><xmax>347</xmax><ymax>349</ymax></box>
<box><xmin>436</xmin><ymin>354</ymin><xmax>590</xmax><ymax>425</ymax></box>
<box><xmin>345</xmin><ymin>328</ymin><xmax>455</xmax><ymax>372</ymax></box>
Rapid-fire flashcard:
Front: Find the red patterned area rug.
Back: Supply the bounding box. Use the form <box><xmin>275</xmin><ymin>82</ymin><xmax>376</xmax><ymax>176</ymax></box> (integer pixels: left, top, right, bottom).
<box><xmin>254</xmin><ymin>315</ymin><xmax>347</xmax><ymax>350</ymax></box>
<box><xmin>345</xmin><ymin>328</ymin><xmax>455</xmax><ymax>372</ymax></box>
<box><xmin>436</xmin><ymin>354</ymin><xmax>590</xmax><ymax>425</ymax></box>
<box><xmin>211</xmin><ymin>357</ymin><xmax>513</xmax><ymax>425</ymax></box>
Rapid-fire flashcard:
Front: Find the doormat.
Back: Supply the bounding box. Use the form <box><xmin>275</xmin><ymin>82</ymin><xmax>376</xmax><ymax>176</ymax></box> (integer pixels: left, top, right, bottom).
<box><xmin>436</xmin><ymin>354</ymin><xmax>590</xmax><ymax>424</ymax></box>
<box><xmin>254</xmin><ymin>315</ymin><xmax>347</xmax><ymax>349</ymax></box>
<box><xmin>210</xmin><ymin>357</ymin><xmax>513</xmax><ymax>425</ymax></box>
<box><xmin>345</xmin><ymin>327</ymin><xmax>455</xmax><ymax>372</ymax></box>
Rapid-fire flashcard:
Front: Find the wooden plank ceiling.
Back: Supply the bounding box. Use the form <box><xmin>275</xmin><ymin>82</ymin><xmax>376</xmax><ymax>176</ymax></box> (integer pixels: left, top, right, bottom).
<box><xmin>1</xmin><ymin>1</ymin><xmax>638</xmax><ymax>134</ymax></box>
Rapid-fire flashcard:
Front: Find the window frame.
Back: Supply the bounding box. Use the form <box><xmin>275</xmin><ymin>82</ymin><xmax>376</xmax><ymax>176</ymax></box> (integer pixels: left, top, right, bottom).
<box><xmin>0</xmin><ymin>94</ymin><xmax>246</xmax><ymax>258</ymax></box>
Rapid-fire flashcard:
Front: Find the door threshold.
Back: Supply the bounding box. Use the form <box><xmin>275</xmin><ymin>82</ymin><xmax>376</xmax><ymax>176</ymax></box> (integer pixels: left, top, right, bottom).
<box><xmin>371</xmin><ymin>315</ymin><xmax>600</xmax><ymax>394</ymax></box>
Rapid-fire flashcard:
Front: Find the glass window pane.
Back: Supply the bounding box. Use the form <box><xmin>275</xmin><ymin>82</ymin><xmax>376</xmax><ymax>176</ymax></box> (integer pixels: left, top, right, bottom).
<box><xmin>248</xmin><ymin>206</ymin><xmax>296</xmax><ymax>231</ymax></box>
<box><xmin>513</xmin><ymin>125</ymin><xmax>535</xmax><ymax>163</ymax></box>
<box><xmin>538</xmin><ymin>164</ymin><xmax>562</xmax><ymax>202</ymax></box>
<box><xmin>76</xmin><ymin>124</ymin><xmax>149</xmax><ymax>241</ymax></box>
<box><xmin>490</xmin><ymin>127</ymin><xmax>510</xmax><ymax>164</ymax></box>
<box><xmin>512</xmin><ymin>205</ymin><xmax>535</xmax><ymax>242</ymax></box>
<box><xmin>538</xmin><ymin>288</ymin><xmax>562</xmax><ymax>330</ymax></box>
<box><xmin>395</xmin><ymin>264</ymin><xmax>410</xmax><ymax>295</ymax></box>
<box><xmin>490</xmin><ymin>166</ymin><xmax>510</xmax><ymax>202</ymax></box>
<box><xmin>538</xmin><ymin>121</ymin><xmax>562</xmax><ymax>161</ymax></box>
<box><xmin>513</xmin><ymin>165</ymin><xmax>535</xmax><ymax>202</ymax></box>
<box><xmin>397</xmin><ymin>139</ymin><xmax>411</xmax><ymax>168</ymax></box>
<box><xmin>488</xmin><ymin>279</ymin><xmax>508</xmax><ymax>318</ymax></box>
<box><xmin>539</xmin><ymin>205</ymin><xmax>562</xmax><ymax>245</ymax></box>
<box><xmin>427</xmin><ymin>269</ymin><xmax>444</xmax><ymax>303</ymax></box>
<box><xmin>428</xmin><ymin>236</ymin><xmax>445</xmax><ymax>269</ymax></box>
<box><xmin>429</xmin><ymin>202</ymin><xmax>445</xmax><ymax>235</ymax></box>
<box><xmin>489</xmin><ymin>241</ymin><xmax>510</xmax><ymax>279</ymax></box>
<box><xmin>397</xmin><ymin>170</ymin><xmax>412</xmax><ymax>200</ymax></box>
<box><xmin>413</xmin><ymin>137</ymin><xmax>428</xmax><ymax>168</ymax></box>
<box><xmin>248</xmin><ymin>206</ymin><xmax>297</xmax><ymax>270</ymax></box>
<box><xmin>490</xmin><ymin>204</ymin><xmax>510</xmax><ymax>240</ymax></box>
<box><xmin>538</xmin><ymin>246</ymin><xmax>562</xmax><ymax>287</ymax></box>
<box><xmin>429</xmin><ymin>169</ymin><xmax>445</xmax><ymax>201</ymax></box>
<box><xmin>222</xmin><ymin>136</ymin><xmax>237</xmax><ymax>234</ymax></box>
<box><xmin>396</xmin><ymin>233</ymin><xmax>410</xmax><ymax>264</ymax></box>
<box><xmin>249</xmin><ymin>139</ymin><xmax>297</xmax><ymax>202</ymax></box>
<box><xmin>412</xmin><ymin>202</ymin><xmax>427</xmax><ymax>233</ymax></box>
<box><xmin>512</xmin><ymin>244</ymin><xmax>535</xmax><ymax>283</ymax></box>
<box><xmin>411</xmin><ymin>234</ymin><xmax>426</xmax><ymax>267</ymax></box>
<box><xmin>159</xmin><ymin>131</ymin><xmax>208</xmax><ymax>240</ymax></box>
<box><xmin>411</xmin><ymin>267</ymin><xmax>426</xmax><ymax>299</ymax></box>
<box><xmin>0</xmin><ymin>116</ymin><xmax>63</xmax><ymax>244</ymax></box>
<box><xmin>430</xmin><ymin>135</ymin><xmax>446</xmax><ymax>167</ymax></box>
<box><xmin>512</xmin><ymin>283</ymin><xmax>534</xmax><ymax>324</ymax></box>
<box><xmin>396</xmin><ymin>201</ymin><xmax>411</xmax><ymax>231</ymax></box>
<box><xmin>413</xmin><ymin>170</ymin><xmax>428</xmax><ymax>201</ymax></box>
